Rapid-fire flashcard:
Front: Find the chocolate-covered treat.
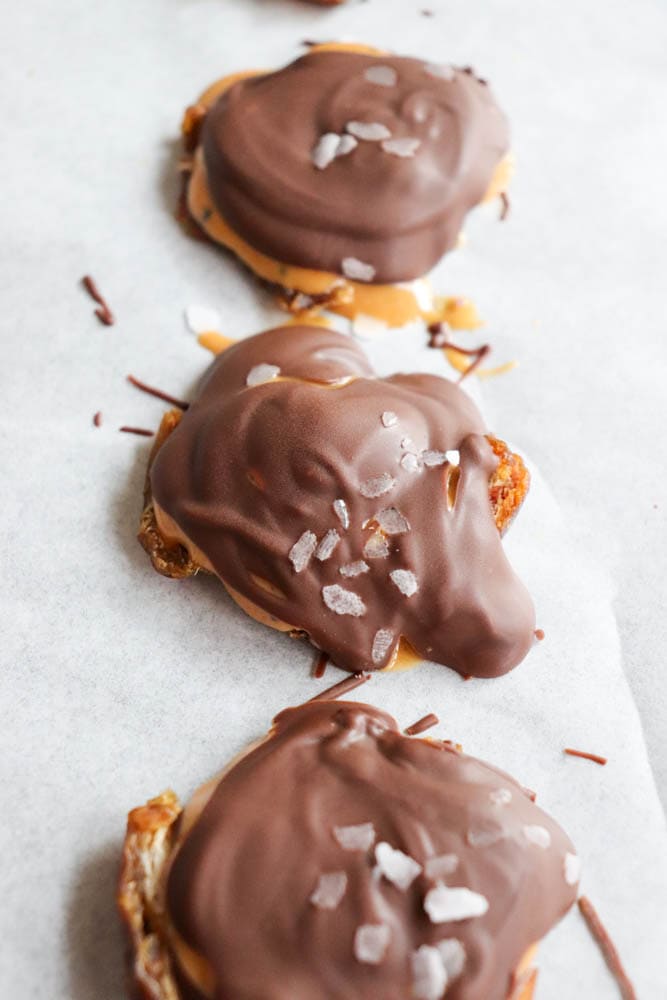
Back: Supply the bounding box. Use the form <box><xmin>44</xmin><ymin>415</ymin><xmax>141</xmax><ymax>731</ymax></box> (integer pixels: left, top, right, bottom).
<box><xmin>180</xmin><ymin>45</ymin><xmax>511</xmax><ymax>326</ymax></box>
<box><xmin>139</xmin><ymin>324</ymin><xmax>534</xmax><ymax>678</ymax></box>
<box><xmin>118</xmin><ymin>700</ymin><xmax>579</xmax><ymax>1000</ymax></box>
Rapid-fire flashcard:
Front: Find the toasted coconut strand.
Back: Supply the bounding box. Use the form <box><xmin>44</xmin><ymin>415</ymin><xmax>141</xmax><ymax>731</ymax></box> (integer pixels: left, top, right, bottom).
<box><xmin>138</xmin><ymin>410</ymin><xmax>201</xmax><ymax>579</ymax></box>
<box><xmin>117</xmin><ymin>792</ymin><xmax>183</xmax><ymax>1000</ymax></box>
<box><xmin>487</xmin><ymin>435</ymin><xmax>530</xmax><ymax>535</ymax></box>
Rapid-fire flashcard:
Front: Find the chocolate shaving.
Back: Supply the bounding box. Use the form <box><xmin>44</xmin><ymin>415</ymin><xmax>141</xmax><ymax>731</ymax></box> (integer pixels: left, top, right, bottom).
<box><xmin>405</xmin><ymin>713</ymin><xmax>439</xmax><ymax>736</ymax></box>
<box><xmin>313</xmin><ymin>651</ymin><xmax>329</xmax><ymax>679</ymax></box>
<box><xmin>308</xmin><ymin>672</ymin><xmax>370</xmax><ymax>702</ymax></box>
<box><xmin>577</xmin><ymin>896</ymin><xmax>637</xmax><ymax>1000</ymax></box>
<box><xmin>127</xmin><ymin>375</ymin><xmax>190</xmax><ymax>411</ymax></box>
<box><xmin>564</xmin><ymin>747</ymin><xmax>608</xmax><ymax>766</ymax></box>
<box><xmin>119</xmin><ymin>426</ymin><xmax>155</xmax><ymax>438</ymax></box>
<box><xmin>82</xmin><ymin>275</ymin><xmax>115</xmax><ymax>326</ymax></box>
<box><xmin>499</xmin><ymin>191</ymin><xmax>511</xmax><ymax>221</ymax></box>
<box><xmin>93</xmin><ymin>411</ymin><xmax>102</xmax><ymax>427</ymax></box>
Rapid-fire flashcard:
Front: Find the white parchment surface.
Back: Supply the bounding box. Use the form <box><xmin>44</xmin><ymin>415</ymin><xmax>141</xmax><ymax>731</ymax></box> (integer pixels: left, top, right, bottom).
<box><xmin>1</xmin><ymin>1</ymin><xmax>666</xmax><ymax>998</ymax></box>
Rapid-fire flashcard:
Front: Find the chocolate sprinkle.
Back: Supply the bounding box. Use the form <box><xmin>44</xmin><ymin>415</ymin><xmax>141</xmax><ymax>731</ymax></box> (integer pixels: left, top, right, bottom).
<box><xmin>313</xmin><ymin>651</ymin><xmax>328</xmax><ymax>679</ymax></box>
<box><xmin>127</xmin><ymin>375</ymin><xmax>190</xmax><ymax>411</ymax></box>
<box><xmin>578</xmin><ymin>896</ymin><xmax>637</xmax><ymax>1000</ymax></box>
<box><xmin>81</xmin><ymin>274</ymin><xmax>114</xmax><ymax>326</ymax></box>
<box><xmin>405</xmin><ymin>712</ymin><xmax>439</xmax><ymax>736</ymax></box>
<box><xmin>92</xmin><ymin>411</ymin><xmax>102</xmax><ymax>428</ymax></box>
<box><xmin>307</xmin><ymin>672</ymin><xmax>371</xmax><ymax>702</ymax></box>
<box><xmin>119</xmin><ymin>426</ymin><xmax>154</xmax><ymax>437</ymax></box>
<box><xmin>564</xmin><ymin>747</ymin><xmax>608</xmax><ymax>766</ymax></box>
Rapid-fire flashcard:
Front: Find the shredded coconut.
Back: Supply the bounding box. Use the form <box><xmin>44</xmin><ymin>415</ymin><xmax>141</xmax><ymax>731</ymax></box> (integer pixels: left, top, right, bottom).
<box><xmin>288</xmin><ymin>531</ymin><xmax>317</xmax><ymax>573</ymax></box>
<box><xmin>309</xmin><ymin>871</ymin><xmax>348</xmax><ymax>909</ymax></box>
<box><xmin>323</xmin><ymin>584</ymin><xmax>366</xmax><ymax>617</ymax></box>
<box><xmin>246</xmin><ymin>363</ymin><xmax>280</xmax><ymax>387</ymax></box>
<box><xmin>375</xmin><ymin>842</ymin><xmax>422</xmax><ymax>890</ymax></box>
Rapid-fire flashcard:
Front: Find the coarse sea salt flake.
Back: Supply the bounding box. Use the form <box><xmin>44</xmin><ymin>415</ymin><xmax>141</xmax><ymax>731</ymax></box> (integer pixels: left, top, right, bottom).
<box><xmin>336</xmin><ymin>134</ymin><xmax>358</xmax><ymax>156</ymax></box>
<box><xmin>381</xmin><ymin>411</ymin><xmax>398</xmax><ymax>427</ymax></box>
<box><xmin>375</xmin><ymin>842</ymin><xmax>422</xmax><ymax>890</ymax></box>
<box><xmin>342</xmin><ymin>257</ymin><xmax>376</xmax><ymax>282</ymax></box>
<box><xmin>311</xmin><ymin>132</ymin><xmax>342</xmax><ymax>170</ymax></box>
<box><xmin>389</xmin><ymin>569</ymin><xmax>419</xmax><ymax>597</ymax></box>
<box><xmin>424</xmin><ymin>62</ymin><xmax>456</xmax><ymax>81</ymax></box>
<box><xmin>360</xmin><ymin>473</ymin><xmax>396</xmax><ymax>498</ymax></box>
<box><xmin>316</xmin><ymin>529</ymin><xmax>341</xmax><ymax>561</ymax></box>
<box><xmin>422</xmin><ymin>450</ymin><xmax>448</xmax><ymax>467</ymax></box>
<box><xmin>184</xmin><ymin>304</ymin><xmax>221</xmax><ymax>335</ymax></box>
<box><xmin>289</xmin><ymin>531</ymin><xmax>317</xmax><ymax>573</ymax></box>
<box><xmin>346</xmin><ymin>120</ymin><xmax>392</xmax><ymax>142</ymax></box>
<box><xmin>411</xmin><ymin>945</ymin><xmax>448</xmax><ymax>1000</ymax></box>
<box><xmin>376</xmin><ymin>507</ymin><xmax>410</xmax><ymax>534</ymax></box>
<box><xmin>365</xmin><ymin>64</ymin><xmax>398</xmax><ymax>87</ymax></box>
<box><xmin>401</xmin><ymin>453</ymin><xmax>420</xmax><ymax>472</ymax></box>
<box><xmin>489</xmin><ymin>788</ymin><xmax>512</xmax><ymax>806</ymax></box>
<box><xmin>334</xmin><ymin>822</ymin><xmax>376</xmax><ymax>851</ymax></box>
<box><xmin>445</xmin><ymin>449</ymin><xmax>460</xmax><ymax>466</ymax></box>
<box><xmin>564</xmin><ymin>852</ymin><xmax>582</xmax><ymax>885</ymax></box>
<box><xmin>363</xmin><ymin>532</ymin><xmax>390</xmax><ymax>559</ymax></box>
<box><xmin>425</xmin><ymin>854</ymin><xmax>459</xmax><ymax>879</ymax></box>
<box><xmin>524</xmin><ymin>825</ymin><xmax>551</xmax><ymax>849</ymax></box>
<box><xmin>333</xmin><ymin>499</ymin><xmax>350</xmax><ymax>529</ymax></box>
<box><xmin>246</xmin><ymin>363</ymin><xmax>280</xmax><ymax>387</ymax></box>
<box><xmin>381</xmin><ymin>137</ymin><xmax>421</xmax><ymax>158</ymax></box>
<box><xmin>372</xmin><ymin>629</ymin><xmax>394</xmax><ymax>665</ymax></box>
<box><xmin>424</xmin><ymin>884</ymin><xmax>489</xmax><ymax>923</ymax></box>
<box><xmin>437</xmin><ymin>939</ymin><xmax>466</xmax><ymax>979</ymax></box>
<box><xmin>323</xmin><ymin>584</ymin><xmax>366</xmax><ymax>617</ymax></box>
<box><xmin>354</xmin><ymin>924</ymin><xmax>391</xmax><ymax>964</ymax></box>
<box><xmin>340</xmin><ymin>560</ymin><xmax>370</xmax><ymax>578</ymax></box>
<box><xmin>466</xmin><ymin>827</ymin><xmax>503</xmax><ymax>849</ymax></box>
<box><xmin>310</xmin><ymin>871</ymin><xmax>348</xmax><ymax>909</ymax></box>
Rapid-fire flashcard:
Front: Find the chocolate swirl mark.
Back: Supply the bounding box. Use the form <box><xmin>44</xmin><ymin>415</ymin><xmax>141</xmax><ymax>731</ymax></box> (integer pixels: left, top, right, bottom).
<box><xmin>162</xmin><ymin>701</ymin><xmax>578</xmax><ymax>1000</ymax></box>
<box><xmin>200</xmin><ymin>50</ymin><xmax>510</xmax><ymax>283</ymax></box>
<box><xmin>148</xmin><ymin>325</ymin><xmax>535</xmax><ymax>677</ymax></box>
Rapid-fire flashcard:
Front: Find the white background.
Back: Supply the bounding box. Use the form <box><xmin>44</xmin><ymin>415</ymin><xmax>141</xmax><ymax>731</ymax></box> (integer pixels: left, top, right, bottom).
<box><xmin>1</xmin><ymin>1</ymin><xmax>666</xmax><ymax>997</ymax></box>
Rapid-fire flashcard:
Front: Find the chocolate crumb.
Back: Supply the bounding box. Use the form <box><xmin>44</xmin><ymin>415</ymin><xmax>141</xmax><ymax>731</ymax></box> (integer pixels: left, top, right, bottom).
<box><xmin>93</xmin><ymin>411</ymin><xmax>102</xmax><ymax>428</ymax></box>
<box><xmin>535</xmin><ymin>628</ymin><xmax>545</xmax><ymax>641</ymax></box>
<box><xmin>119</xmin><ymin>426</ymin><xmax>154</xmax><ymax>438</ymax></box>
<box><xmin>308</xmin><ymin>672</ymin><xmax>371</xmax><ymax>703</ymax></box>
<box><xmin>522</xmin><ymin>786</ymin><xmax>537</xmax><ymax>802</ymax></box>
<box><xmin>405</xmin><ymin>712</ymin><xmax>439</xmax><ymax>736</ymax></box>
<box><xmin>82</xmin><ymin>274</ymin><xmax>115</xmax><ymax>326</ymax></box>
<box><xmin>127</xmin><ymin>375</ymin><xmax>190</xmax><ymax>411</ymax></box>
<box><xmin>578</xmin><ymin>896</ymin><xmax>637</xmax><ymax>1000</ymax></box>
<box><xmin>564</xmin><ymin>748</ymin><xmax>608</xmax><ymax>766</ymax></box>
<box><xmin>420</xmin><ymin>9</ymin><xmax>434</xmax><ymax>16</ymax></box>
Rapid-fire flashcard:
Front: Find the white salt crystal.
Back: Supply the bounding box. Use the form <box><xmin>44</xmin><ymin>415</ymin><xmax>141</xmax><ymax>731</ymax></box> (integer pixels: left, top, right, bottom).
<box><xmin>342</xmin><ymin>257</ymin><xmax>377</xmax><ymax>282</ymax></box>
<box><xmin>322</xmin><ymin>585</ymin><xmax>366</xmax><ymax>617</ymax></box>
<box><xmin>354</xmin><ymin>924</ymin><xmax>391</xmax><ymax>964</ymax></box>
<box><xmin>389</xmin><ymin>569</ymin><xmax>419</xmax><ymax>597</ymax></box>
<box><xmin>466</xmin><ymin>828</ymin><xmax>503</xmax><ymax>848</ymax></box>
<box><xmin>437</xmin><ymin>939</ymin><xmax>466</xmax><ymax>980</ymax></box>
<box><xmin>401</xmin><ymin>453</ymin><xmax>420</xmax><ymax>472</ymax></box>
<box><xmin>359</xmin><ymin>473</ymin><xmax>396</xmax><ymax>498</ymax></box>
<box><xmin>346</xmin><ymin>120</ymin><xmax>392</xmax><ymax>141</ymax></box>
<box><xmin>288</xmin><ymin>531</ymin><xmax>317</xmax><ymax>573</ymax></box>
<box><xmin>424</xmin><ymin>854</ymin><xmax>459</xmax><ymax>880</ymax></box>
<box><xmin>246</xmin><ymin>363</ymin><xmax>280</xmax><ymax>387</ymax></box>
<box><xmin>340</xmin><ymin>560</ymin><xmax>370</xmax><ymax>578</ymax></box>
<box><xmin>424</xmin><ymin>62</ymin><xmax>456</xmax><ymax>81</ymax></box>
<box><xmin>316</xmin><ymin>529</ymin><xmax>341</xmax><ymax>561</ymax></box>
<box><xmin>363</xmin><ymin>532</ymin><xmax>390</xmax><ymax>559</ymax></box>
<box><xmin>524</xmin><ymin>825</ymin><xmax>552</xmax><ymax>849</ymax></box>
<box><xmin>311</xmin><ymin>132</ymin><xmax>342</xmax><ymax>170</ymax></box>
<box><xmin>333</xmin><ymin>499</ymin><xmax>350</xmax><ymax>530</ymax></box>
<box><xmin>381</xmin><ymin>137</ymin><xmax>421</xmax><ymax>158</ymax></box>
<box><xmin>489</xmin><ymin>788</ymin><xmax>512</xmax><ymax>806</ymax></box>
<box><xmin>372</xmin><ymin>629</ymin><xmax>394</xmax><ymax>665</ymax></box>
<box><xmin>381</xmin><ymin>411</ymin><xmax>398</xmax><ymax>427</ymax></box>
<box><xmin>376</xmin><ymin>507</ymin><xmax>410</xmax><ymax>535</ymax></box>
<box><xmin>411</xmin><ymin>945</ymin><xmax>448</xmax><ymax>1000</ymax></box>
<box><xmin>375</xmin><ymin>842</ymin><xmax>422</xmax><ymax>890</ymax></box>
<box><xmin>309</xmin><ymin>871</ymin><xmax>348</xmax><ymax>909</ymax></box>
<box><xmin>422</xmin><ymin>450</ymin><xmax>448</xmax><ymax>467</ymax></box>
<box><xmin>334</xmin><ymin>822</ymin><xmax>376</xmax><ymax>851</ymax></box>
<box><xmin>564</xmin><ymin>852</ymin><xmax>582</xmax><ymax>886</ymax></box>
<box><xmin>424</xmin><ymin>884</ymin><xmax>489</xmax><ymax>923</ymax></box>
<box><xmin>364</xmin><ymin>65</ymin><xmax>398</xmax><ymax>87</ymax></box>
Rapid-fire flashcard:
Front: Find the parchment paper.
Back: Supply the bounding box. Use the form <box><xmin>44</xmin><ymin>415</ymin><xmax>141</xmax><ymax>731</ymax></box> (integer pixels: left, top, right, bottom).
<box><xmin>1</xmin><ymin>1</ymin><xmax>666</xmax><ymax>997</ymax></box>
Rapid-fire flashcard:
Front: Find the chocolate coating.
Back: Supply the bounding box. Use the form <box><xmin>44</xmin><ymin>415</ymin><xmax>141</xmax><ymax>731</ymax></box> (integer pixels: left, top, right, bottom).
<box><xmin>201</xmin><ymin>50</ymin><xmax>509</xmax><ymax>283</ymax></box>
<box><xmin>167</xmin><ymin>700</ymin><xmax>577</xmax><ymax>1000</ymax></box>
<box><xmin>149</xmin><ymin>326</ymin><xmax>535</xmax><ymax>677</ymax></box>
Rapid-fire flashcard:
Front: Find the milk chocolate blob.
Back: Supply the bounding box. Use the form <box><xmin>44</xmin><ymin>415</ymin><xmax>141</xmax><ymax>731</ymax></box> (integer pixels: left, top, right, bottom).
<box><xmin>146</xmin><ymin>325</ymin><xmax>535</xmax><ymax>677</ymax></box>
<box><xmin>200</xmin><ymin>49</ymin><xmax>509</xmax><ymax>283</ymax></box>
<box><xmin>141</xmin><ymin>701</ymin><xmax>578</xmax><ymax>999</ymax></box>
